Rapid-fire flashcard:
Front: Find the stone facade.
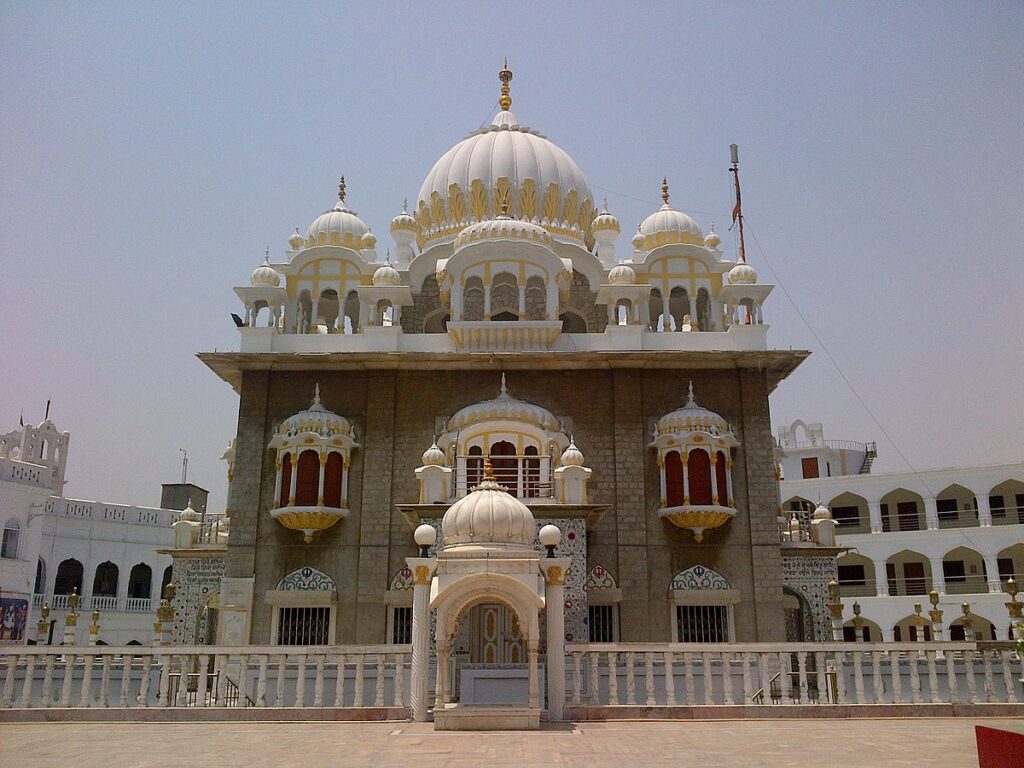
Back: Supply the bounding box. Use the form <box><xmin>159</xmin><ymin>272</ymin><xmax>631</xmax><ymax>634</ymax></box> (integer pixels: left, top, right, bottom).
<box><xmin>222</xmin><ymin>360</ymin><xmax>792</xmax><ymax>645</ymax></box>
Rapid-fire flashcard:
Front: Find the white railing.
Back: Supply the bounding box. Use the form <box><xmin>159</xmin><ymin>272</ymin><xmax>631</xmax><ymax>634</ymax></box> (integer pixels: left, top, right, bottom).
<box><xmin>87</xmin><ymin>596</ymin><xmax>119</xmax><ymax>611</ymax></box>
<box><xmin>125</xmin><ymin>597</ymin><xmax>152</xmax><ymax>613</ymax></box>
<box><xmin>34</xmin><ymin>595</ymin><xmax>155</xmax><ymax>613</ymax></box>
<box><xmin>0</xmin><ymin>645</ymin><xmax>411</xmax><ymax>711</ymax></box>
<box><xmin>564</xmin><ymin>642</ymin><xmax>1022</xmax><ymax>708</ymax></box>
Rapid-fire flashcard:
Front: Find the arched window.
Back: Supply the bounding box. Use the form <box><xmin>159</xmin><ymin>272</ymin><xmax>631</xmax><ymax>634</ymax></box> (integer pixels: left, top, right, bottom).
<box><xmin>128</xmin><ymin>563</ymin><xmax>153</xmax><ymax>599</ymax></box>
<box><xmin>489</xmin><ymin>272</ymin><xmax>519</xmax><ymax>319</ymax></box>
<box><xmin>92</xmin><ymin>561</ymin><xmax>119</xmax><ymax>597</ymax></box>
<box><xmin>696</xmin><ymin>287</ymin><xmax>710</xmax><ymax>331</ymax></box>
<box><xmin>54</xmin><ymin>559</ymin><xmax>84</xmax><ymax>595</ymax></box>
<box><xmin>466</xmin><ymin>445</ymin><xmax>483</xmax><ymax>488</ymax></box>
<box><xmin>323</xmin><ymin>452</ymin><xmax>343</xmax><ymax>508</ymax></box>
<box><xmin>559</xmin><ymin>311</ymin><xmax>587</xmax><ymax>333</ymax></box>
<box><xmin>649</xmin><ymin>287</ymin><xmax>663</xmax><ymax>331</ymax></box>
<box><xmin>463</xmin><ymin>276</ymin><xmax>485</xmax><ymax>321</ymax></box>
<box><xmin>524</xmin><ymin>276</ymin><xmax>546</xmax><ymax>320</ymax></box>
<box><xmin>665</xmin><ymin>451</ymin><xmax>684</xmax><ymax>507</ymax></box>
<box><xmin>343</xmin><ymin>290</ymin><xmax>360</xmax><ymax>334</ymax></box>
<box><xmin>1</xmin><ymin>520</ymin><xmax>20</xmax><ymax>559</ymax></box>
<box><xmin>669</xmin><ymin>286</ymin><xmax>689</xmax><ymax>331</ymax></box>
<box><xmin>490</xmin><ymin>440</ymin><xmax>517</xmax><ymax>492</ymax></box>
<box><xmin>688</xmin><ymin>449</ymin><xmax>712</xmax><ymax>505</ymax></box>
<box><xmin>715</xmin><ymin>451</ymin><xmax>729</xmax><ymax>506</ymax></box>
<box><xmin>279</xmin><ymin>453</ymin><xmax>293</xmax><ymax>507</ymax></box>
<box><xmin>35</xmin><ymin>559</ymin><xmax>46</xmax><ymax>594</ymax></box>
<box><xmin>161</xmin><ymin>566</ymin><xmax>173</xmax><ymax>596</ymax></box>
<box><xmin>295</xmin><ymin>450</ymin><xmax>320</xmax><ymax>506</ymax></box>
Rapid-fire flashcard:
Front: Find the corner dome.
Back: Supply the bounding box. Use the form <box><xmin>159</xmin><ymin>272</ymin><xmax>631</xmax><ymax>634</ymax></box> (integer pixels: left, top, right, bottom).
<box><xmin>277</xmin><ymin>385</ymin><xmax>353</xmax><ymax>439</ymax></box>
<box><xmin>414</xmin><ymin>65</ymin><xmax>595</xmax><ymax>249</ymax></box>
<box><xmin>637</xmin><ymin>179</ymin><xmax>704</xmax><ymax>249</ymax></box>
<box><xmin>560</xmin><ymin>439</ymin><xmax>584</xmax><ymax>466</ymax></box>
<box><xmin>440</xmin><ymin>470</ymin><xmax>536</xmax><ymax>550</ymax></box>
<box><xmin>305</xmin><ymin>177</ymin><xmax>370</xmax><ymax>249</ymax></box>
<box><xmin>728</xmin><ymin>262</ymin><xmax>758</xmax><ymax>284</ymax></box>
<box><xmin>372</xmin><ymin>263</ymin><xmax>402</xmax><ymax>286</ymax></box>
<box><xmin>251</xmin><ymin>258</ymin><xmax>281</xmax><ymax>287</ymax></box>
<box><xmin>421</xmin><ymin>442</ymin><xmax>446</xmax><ymax>466</ymax></box>
<box><xmin>608</xmin><ymin>264</ymin><xmax>636</xmax><ymax>285</ymax></box>
<box><xmin>655</xmin><ymin>382</ymin><xmax>732</xmax><ymax>437</ymax></box>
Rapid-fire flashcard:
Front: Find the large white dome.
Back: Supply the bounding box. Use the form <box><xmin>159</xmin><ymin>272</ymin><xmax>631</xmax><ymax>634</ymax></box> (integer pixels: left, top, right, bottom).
<box><xmin>415</xmin><ymin>107</ymin><xmax>595</xmax><ymax>250</ymax></box>
<box><xmin>440</xmin><ymin>474</ymin><xmax>536</xmax><ymax>550</ymax></box>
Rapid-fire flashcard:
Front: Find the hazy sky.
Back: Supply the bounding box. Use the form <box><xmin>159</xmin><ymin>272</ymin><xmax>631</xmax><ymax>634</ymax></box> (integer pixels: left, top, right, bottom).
<box><xmin>2</xmin><ymin>1</ymin><xmax>1022</xmax><ymax>514</ymax></box>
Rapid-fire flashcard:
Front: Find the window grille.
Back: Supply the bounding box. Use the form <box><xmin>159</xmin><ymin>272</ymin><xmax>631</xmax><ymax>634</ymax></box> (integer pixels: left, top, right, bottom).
<box><xmin>588</xmin><ymin>604</ymin><xmax>616</xmax><ymax>643</ymax></box>
<box><xmin>276</xmin><ymin>606</ymin><xmax>331</xmax><ymax>646</ymax></box>
<box><xmin>675</xmin><ymin>604</ymin><xmax>729</xmax><ymax>643</ymax></box>
<box><xmin>391</xmin><ymin>606</ymin><xmax>413</xmax><ymax>645</ymax></box>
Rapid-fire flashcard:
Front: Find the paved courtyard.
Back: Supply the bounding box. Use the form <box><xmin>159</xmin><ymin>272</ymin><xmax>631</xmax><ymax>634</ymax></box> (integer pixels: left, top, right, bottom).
<box><xmin>2</xmin><ymin>718</ymin><xmax>1022</xmax><ymax>767</ymax></box>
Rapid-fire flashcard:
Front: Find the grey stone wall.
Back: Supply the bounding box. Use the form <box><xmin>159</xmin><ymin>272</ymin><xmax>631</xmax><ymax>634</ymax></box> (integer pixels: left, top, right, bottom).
<box><xmin>226</xmin><ymin>365</ymin><xmax>788</xmax><ymax>644</ymax></box>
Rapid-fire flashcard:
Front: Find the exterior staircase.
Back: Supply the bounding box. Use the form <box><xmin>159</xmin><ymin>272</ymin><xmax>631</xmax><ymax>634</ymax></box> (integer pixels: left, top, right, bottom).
<box><xmin>858</xmin><ymin>442</ymin><xmax>878</xmax><ymax>474</ymax></box>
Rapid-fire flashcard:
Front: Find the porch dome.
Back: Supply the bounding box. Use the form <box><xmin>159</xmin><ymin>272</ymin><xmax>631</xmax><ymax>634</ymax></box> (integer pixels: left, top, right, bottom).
<box><xmin>440</xmin><ymin>470</ymin><xmax>536</xmax><ymax>549</ymax></box>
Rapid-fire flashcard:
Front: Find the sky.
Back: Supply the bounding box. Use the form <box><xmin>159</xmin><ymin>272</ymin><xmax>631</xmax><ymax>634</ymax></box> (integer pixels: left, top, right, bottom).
<box><xmin>2</xmin><ymin>1</ymin><xmax>1022</xmax><ymax>514</ymax></box>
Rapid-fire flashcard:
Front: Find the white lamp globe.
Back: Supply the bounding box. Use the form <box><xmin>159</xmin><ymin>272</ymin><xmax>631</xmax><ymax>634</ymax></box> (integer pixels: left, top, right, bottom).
<box><xmin>414</xmin><ymin>523</ymin><xmax>437</xmax><ymax>553</ymax></box>
<box><xmin>538</xmin><ymin>524</ymin><xmax>561</xmax><ymax>552</ymax></box>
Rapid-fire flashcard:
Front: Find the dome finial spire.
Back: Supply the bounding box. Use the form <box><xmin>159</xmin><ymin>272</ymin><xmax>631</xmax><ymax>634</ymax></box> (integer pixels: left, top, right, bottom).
<box><xmin>686</xmin><ymin>380</ymin><xmax>695</xmax><ymax>406</ymax></box>
<box><xmin>498</xmin><ymin>58</ymin><xmax>513</xmax><ymax>111</ymax></box>
<box><xmin>312</xmin><ymin>383</ymin><xmax>322</xmax><ymax>409</ymax></box>
<box><xmin>661</xmin><ymin>177</ymin><xmax>670</xmax><ymax>205</ymax></box>
<box><xmin>500</xmin><ymin>371</ymin><xmax>508</xmax><ymax>395</ymax></box>
<box><xmin>264</xmin><ymin>245</ymin><xmax>270</xmax><ymax>263</ymax></box>
<box><xmin>338</xmin><ymin>175</ymin><xmax>347</xmax><ymax>204</ymax></box>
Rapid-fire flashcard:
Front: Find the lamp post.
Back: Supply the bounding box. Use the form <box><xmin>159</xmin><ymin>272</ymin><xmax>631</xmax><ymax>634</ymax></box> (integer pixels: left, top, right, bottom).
<box><xmin>538</xmin><ymin>524</ymin><xmax>570</xmax><ymax>719</ymax></box>
<box><xmin>407</xmin><ymin>524</ymin><xmax>438</xmax><ymax>722</ymax></box>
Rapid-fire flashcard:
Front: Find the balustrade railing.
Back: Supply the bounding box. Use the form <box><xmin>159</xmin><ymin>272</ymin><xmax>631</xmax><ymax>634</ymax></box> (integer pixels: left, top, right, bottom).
<box><xmin>0</xmin><ymin>645</ymin><xmax>411</xmax><ymax>711</ymax></box>
<box><xmin>33</xmin><ymin>595</ymin><xmax>155</xmax><ymax>613</ymax></box>
<box><xmin>564</xmin><ymin>642</ymin><xmax>1022</xmax><ymax>708</ymax></box>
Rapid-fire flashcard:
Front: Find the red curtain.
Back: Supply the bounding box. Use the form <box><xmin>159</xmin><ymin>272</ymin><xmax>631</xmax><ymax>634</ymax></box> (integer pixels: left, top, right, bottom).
<box><xmin>323</xmin><ymin>452</ymin><xmax>343</xmax><ymax>508</ymax></box>
<box><xmin>295</xmin><ymin>450</ymin><xmax>320</xmax><ymax>506</ymax></box>
<box><xmin>665</xmin><ymin>451</ymin><xmax>684</xmax><ymax>506</ymax></box>
<box><xmin>688</xmin><ymin>449</ymin><xmax>712</xmax><ymax>505</ymax></box>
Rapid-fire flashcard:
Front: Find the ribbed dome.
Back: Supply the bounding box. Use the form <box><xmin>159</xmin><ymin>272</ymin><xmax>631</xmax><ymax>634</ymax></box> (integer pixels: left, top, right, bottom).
<box><xmin>637</xmin><ymin>179</ymin><xmax>703</xmax><ymax>250</ymax></box>
<box><xmin>560</xmin><ymin>439</ymin><xmax>584</xmax><ymax>467</ymax></box>
<box><xmin>421</xmin><ymin>442</ymin><xmax>446</xmax><ymax>466</ymax></box>
<box><xmin>306</xmin><ymin>179</ymin><xmax>370</xmax><ymax>250</ymax></box>
<box><xmin>415</xmin><ymin>109</ymin><xmax>594</xmax><ymax>248</ymax></box>
<box><xmin>277</xmin><ymin>385</ymin><xmax>353</xmax><ymax>439</ymax></box>
<box><xmin>440</xmin><ymin>474</ymin><xmax>536</xmax><ymax>549</ymax></box>
<box><xmin>728</xmin><ymin>262</ymin><xmax>758</xmax><ymax>285</ymax></box>
<box><xmin>453</xmin><ymin>214</ymin><xmax>553</xmax><ymax>251</ymax></box>
<box><xmin>655</xmin><ymin>382</ymin><xmax>732</xmax><ymax>437</ymax></box>
<box><xmin>447</xmin><ymin>374</ymin><xmax>560</xmax><ymax>433</ymax></box>
<box><xmin>251</xmin><ymin>260</ymin><xmax>281</xmax><ymax>287</ymax></box>
<box><xmin>373</xmin><ymin>264</ymin><xmax>402</xmax><ymax>286</ymax></box>
<box><xmin>608</xmin><ymin>264</ymin><xmax>636</xmax><ymax>285</ymax></box>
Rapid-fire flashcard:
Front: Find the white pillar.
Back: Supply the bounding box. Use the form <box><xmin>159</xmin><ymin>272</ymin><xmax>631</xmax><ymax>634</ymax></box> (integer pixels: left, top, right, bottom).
<box><xmin>924</xmin><ymin>497</ymin><xmax>940</xmax><ymax>531</ymax></box>
<box><xmin>483</xmin><ymin>284</ymin><xmax>492</xmax><ymax>319</ymax></box>
<box><xmin>528</xmin><ymin>639</ymin><xmax>540</xmax><ymax>709</ymax></box>
<box><xmin>983</xmin><ymin>553</ymin><xmax>1002</xmax><ymax>593</ymax></box>
<box><xmin>868</xmin><ymin>501</ymin><xmax>883</xmax><ymax>534</ymax></box>
<box><xmin>435</xmin><ymin>643</ymin><xmax>451</xmax><ymax>708</ymax></box>
<box><xmin>873</xmin><ymin>560</ymin><xmax>889</xmax><ymax>596</ymax></box>
<box><xmin>288</xmin><ymin>458</ymin><xmax>298</xmax><ymax>506</ymax></box>
<box><xmin>310</xmin><ymin>299</ymin><xmax>320</xmax><ymax>330</ymax></box>
<box><xmin>710</xmin><ymin>453</ymin><xmax>719</xmax><ymax>504</ymax></box>
<box><xmin>658</xmin><ymin>456</ymin><xmax>667</xmax><ymax>507</ymax></box>
<box><xmin>518</xmin><ymin>285</ymin><xmax>526</xmax><ymax>318</ymax></box>
<box><xmin>688</xmin><ymin>296</ymin><xmax>697</xmax><ymax>328</ymax></box>
<box><xmin>658</xmin><ymin>295</ymin><xmax>667</xmax><ymax>331</ymax></box>
<box><xmin>341</xmin><ymin>458</ymin><xmax>350</xmax><ymax>507</ymax></box>
<box><xmin>541</xmin><ymin>558</ymin><xmax>570</xmax><ymax>719</ymax></box>
<box><xmin>546</xmin><ymin>283</ymin><xmax>559</xmax><ymax>321</ymax></box>
<box><xmin>317</xmin><ymin>453</ymin><xmax>327</xmax><ymax>505</ymax></box>
<box><xmin>273</xmin><ymin>460</ymin><xmax>283</xmax><ymax>506</ymax></box>
<box><xmin>682</xmin><ymin>456</ymin><xmax>690</xmax><ymax>503</ymax></box>
<box><xmin>930</xmin><ymin>557</ymin><xmax>946</xmax><ymax>594</ymax></box>
<box><xmin>976</xmin><ymin>495</ymin><xmax>992</xmax><ymax>527</ymax></box>
<box><xmin>406</xmin><ymin>557</ymin><xmax>437</xmax><ymax>722</ymax></box>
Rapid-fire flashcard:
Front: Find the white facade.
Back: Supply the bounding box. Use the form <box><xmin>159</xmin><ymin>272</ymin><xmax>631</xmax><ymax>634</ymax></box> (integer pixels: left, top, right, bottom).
<box><xmin>777</xmin><ymin>420</ymin><xmax>1024</xmax><ymax>643</ymax></box>
<box><xmin>0</xmin><ymin>419</ymin><xmax>179</xmax><ymax>646</ymax></box>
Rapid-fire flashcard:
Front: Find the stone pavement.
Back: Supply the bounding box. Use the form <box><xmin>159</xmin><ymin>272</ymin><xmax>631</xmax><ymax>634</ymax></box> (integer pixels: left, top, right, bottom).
<box><xmin>2</xmin><ymin>718</ymin><xmax>1023</xmax><ymax>767</ymax></box>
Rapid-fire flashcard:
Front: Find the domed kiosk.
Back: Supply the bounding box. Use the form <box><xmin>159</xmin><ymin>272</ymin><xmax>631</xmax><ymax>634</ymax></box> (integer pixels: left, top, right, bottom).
<box><xmin>405</xmin><ymin>460</ymin><xmax>570</xmax><ymax>730</ymax></box>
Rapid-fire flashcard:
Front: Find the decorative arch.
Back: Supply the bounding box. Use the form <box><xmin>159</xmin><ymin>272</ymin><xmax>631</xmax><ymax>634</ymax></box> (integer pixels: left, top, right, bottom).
<box><xmin>671</xmin><ymin>565</ymin><xmax>730</xmax><ymax>591</ymax></box>
<box><xmin>432</xmin><ymin>572</ymin><xmax>543</xmax><ymax>647</ymax></box>
<box><xmin>586</xmin><ymin>565</ymin><xmax>617</xmax><ymax>591</ymax></box>
<box><xmin>390</xmin><ymin>566</ymin><xmax>414</xmax><ymax>591</ymax></box>
<box><xmin>277</xmin><ymin>566</ymin><xmax>336</xmax><ymax>592</ymax></box>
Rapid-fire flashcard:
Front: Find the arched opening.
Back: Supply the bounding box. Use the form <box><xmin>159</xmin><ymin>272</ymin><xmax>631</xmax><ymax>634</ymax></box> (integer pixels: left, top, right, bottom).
<box><xmin>523</xmin><ymin>445</ymin><xmax>540</xmax><ymax>497</ymax></box>
<box><xmin>842</xmin><ymin>616</ymin><xmax>882</xmax><ymax>642</ymax></box>
<box><xmin>376</xmin><ymin>298</ymin><xmax>394</xmax><ymax>327</ymax></box>
<box><xmin>989</xmin><ymin>478</ymin><xmax>1024</xmax><ymax>525</ymax></box>
<box><xmin>935</xmin><ymin>483</ymin><xmax>979</xmax><ymax>529</ymax></box>
<box><xmin>949</xmin><ymin>612</ymin><xmax>998</xmax><ymax>641</ymax></box>
<box><xmin>893</xmin><ymin>614</ymin><xmax>932</xmax><ymax>642</ymax></box>
<box><xmin>92</xmin><ymin>561</ymin><xmax>119</xmax><ymax>597</ymax></box>
<box><xmin>879</xmin><ymin>488</ymin><xmax>926</xmax><ymax>532</ymax></box>
<box><xmin>688</xmin><ymin>449</ymin><xmax>712</xmax><ymax>505</ymax></box>
<box><xmin>715</xmin><ymin>451</ymin><xmax>729</xmax><ymax>506</ymax></box>
<box><xmin>127</xmin><ymin>563</ymin><xmax>153</xmax><ymax>599</ymax></box>
<box><xmin>836</xmin><ymin>552</ymin><xmax>876</xmax><ymax>597</ymax></box>
<box><xmin>489</xmin><ymin>440</ymin><xmax>517</xmax><ymax>493</ymax></box>
<box><xmin>161</xmin><ymin>566</ymin><xmax>173</xmax><ymax>595</ymax></box>
<box><xmin>295</xmin><ymin>450</ymin><xmax>320</xmax><ymax>506</ymax></box>
<box><xmin>463</xmin><ymin>276</ymin><xmax>485</xmax><ymax>321</ymax></box>
<box><xmin>885</xmin><ymin>550</ymin><xmax>932</xmax><ymax>596</ymax></box>
<box><xmin>35</xmin><ymin>558</ymin><xmax>46</xmax><ymax>594</ymax></box>
<box><xmin>696</xmin><ymin>287</ymin><xmax>710</xmax><ymax>331</ymax></box>
<box><xmin>782</xmin><ymin>495</ymin><xmax>815</xmax><ymax>514</ymax></box>
<box><xmin>492</xmin><ymin>311</ymin><xmax>519</xmax><ymax>322</ymax></box>
<box><xmin>665</xmin><ymin>451</ymin><xmax>684</xmax><ymax>507</ymax></box>
<box><xmin>524</xmin><ymin>276</ymin><xmax>546</xmax><ymax>320</ymax></box>
<box><xmin>615</xmin><ymin>298</ymin><xmax>632</xmax><ymax>326</ymax></box>
<box><xmin>343</xmin><ymin>290</ymin><xmax>360</xmax><ymax>334</ymax></box>
<box><xmin>828</xmin><ymin>491</ymin><xmax>870</xmax><ymax>533</ymax></box>
<box><xmin>668</xmin><ymin>286</ymin><xmax>689</xmax><ymax>331</ymax></box>
<box><xmin>317</xmin><ymin>288</ymin><xmax>340</xmax><ymax>331</ymax></box>
<box><xmin>297</xmin><ymin>289</ymin><xmax>313</xmax><ymax>333</ymax></box>
<box><xmin>649</xmin><ymin>287</ymin><xmax>663</xmax><ymax>331</ymax></box>
<box><xmin>1</xmin><ymin>519</ymin><xmax>20</xmax><ymax>559</ymax></box>
<box><xmin>198</xmin><ymin>592</ymin><xmax>221</xmax><ymax>645</ymax></box>
<box><xmin>783</xmin><ymin>587</ymin><xmax>814</xmax><ymax>642</ymax></box>
<box><xmin>489</xmin><ymin>272</ymin><xmax>519</xmax><ymax>319</ymax></box>
<box><xmin>54</xmin><ymin>559</ymin><xmax>84</xmax><ymax>595</ymax></box>
<box><xmin>739</xmin><ymin>297</ymin><xmax>756</xmax><ymax>325</ymax></box>
<box><xmin>996</xmin><ymin>542</ymin><xmax>1024</xmax><ymax>583</ymax></box>
<box><xmin>941</xmin><ymin>545</ymin><xmax>987</xmax><ymax>594</ymax></box>
<box><xmin>323</xmin><ymin>452</ymin><xmax>344</xmax><ymax>508</ymax></box>
<box><xmin>466</xmin><ymin>445</ymin><xmax>483</xmax><ymax>489</ymax></box>
<box><xmin>424</xmin><ymin>309</ymin><xmax>450</xmax><ymax>333</ymax></box>
<box><xmin>559</xmin><ymin>310</ymin><xmax>587</xmax><ymax>333</ymax></box>
<box><xmin>279</xmin><ymin>453</ymin><xmax>293</xmax><ymax>507</ymax></box>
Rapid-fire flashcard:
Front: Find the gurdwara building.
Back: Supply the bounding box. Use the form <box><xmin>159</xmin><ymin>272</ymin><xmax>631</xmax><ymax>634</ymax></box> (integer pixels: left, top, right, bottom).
<box><xmin>196</xmin><ymin>66</ymin><xmax>835</xmax><ymax>656</ymax></box>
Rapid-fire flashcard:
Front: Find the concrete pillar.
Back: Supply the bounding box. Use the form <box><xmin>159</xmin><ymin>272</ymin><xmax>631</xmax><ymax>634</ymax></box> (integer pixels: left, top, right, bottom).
<box><xmin>527</xmin><ymin>639</ymin><xmax>540</xmax><ymax>709</ymax></box>
<box><xmin>867</xmin><ymin>501</ymin><xmax>883</xmax><ymax>533</ymax></box>
<box><xmin>924</xmin><ymin>497</ymin><xmax>940</xmax><ymax>531</ymax></box>
<box><xmin>984</xmin><ymin>553</ymin><xmax>1002</xmax><ymax>593</ymax></box>
<box><xmin>710</xmin><ymin>452</ymin><xmax>719</xmax><ymax>504</ymax></box>
<box><xmin>406</xmin><ymin>557</ymin><xmax>437</xmax><ymax>722</ymax></box>
<box><xmin>435</xmin><ymin>643</ymin><xmax>451</xmax><ymax>708</ymax></box>
<box><xmin>483</xmin><ymin>284</ymin><xmax>492</xmax><ymax>319</ymax></box>
<box><xmin>518</xmin><ymin>285</ymin><xmax>526</xmax><ymax>318</ymax></box>
<box><xmin>929</xmin><ymin>557</ymin><xmax>946</xmax><ymax>594</ymax></box>
<box><xmin>873</xmin><ymin>560</ymin><xmax>890</xmax><ymax>596</ymax></box>
<box><xmin>288</xmin><ymin>459</ymin><xmax>298</xmax><ymax>505</ymax></box>
<box><xmin>541</xmin><ymin>557</ymin><xmax>570</xmax><ymax>719</ymax></box>
<box><xmin>976</xmin><ymin>495</ymin><xmax>992</xmax><ymax>527</ymax></box>
<box><xmin>317</xmin><ymin>453</ymin><xmax>327</xmax><ymax>505</ymax></box>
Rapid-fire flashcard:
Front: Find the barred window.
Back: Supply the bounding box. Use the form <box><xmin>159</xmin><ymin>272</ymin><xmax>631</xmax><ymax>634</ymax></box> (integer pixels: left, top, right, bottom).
<box><xmin>675</xmin><ymin>605</ymin><xmax>730</xmax><ymax>643</ymax></box>
<box><xmin>276</xmin><ymin>606</ymin><xmax>331</xmax><ymax>645</ymax></box>
<box><xmin>391</xmin><ymin>606</ymin><xmax>412</xmax><ymax>645</ymax></box>
<box><xmin>588</xmin><ymin>604</ymin><xmax>616</xmax><ymax>643</ymax></box>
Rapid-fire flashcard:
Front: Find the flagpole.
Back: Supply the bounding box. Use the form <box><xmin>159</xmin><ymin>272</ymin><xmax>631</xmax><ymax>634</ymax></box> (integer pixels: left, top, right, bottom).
<box><xmin>729</xmin><ymin>143</ymin><xmax>747</xmax><ymax>264</ymax></box>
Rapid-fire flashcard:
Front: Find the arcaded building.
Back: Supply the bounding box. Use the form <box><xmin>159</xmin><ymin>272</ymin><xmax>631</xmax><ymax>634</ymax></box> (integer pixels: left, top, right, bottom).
<box><xmin>199</xmin><ymin>66</ymin><xmax>817</xmax><ymax>654</ymax></box>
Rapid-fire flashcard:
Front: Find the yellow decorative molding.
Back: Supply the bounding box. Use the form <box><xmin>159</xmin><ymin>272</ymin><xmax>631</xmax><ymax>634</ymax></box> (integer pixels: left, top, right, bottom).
<box><xmin>414</xmin><ymin>565</ymin><xmax>431</xmax><ymax>586</ymax></box>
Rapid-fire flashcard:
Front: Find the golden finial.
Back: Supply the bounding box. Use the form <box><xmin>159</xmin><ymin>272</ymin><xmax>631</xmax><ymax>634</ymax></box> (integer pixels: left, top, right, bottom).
<box><xmin>500</xmin><ymin>199</ymin><xmax>509</xmax><ymax>216</ymax></box>
<box><xmin>483</xmin><ymin>457</ymin><xmax>496</xmax><ymax>482</ymax></box>
<box><xmin>498</xmin><ymin>58</ymin><xmax>513</xmax><ymax>111</ymax></box>
<box><xmin>338</xmin><ymin>175</ymin><xmax>347</xmax><ymax>204</ymax></box>
<box><xmin>661</xmin><ymin>177</ymin><xmax>670</xmax><ymax>205</ymax></box>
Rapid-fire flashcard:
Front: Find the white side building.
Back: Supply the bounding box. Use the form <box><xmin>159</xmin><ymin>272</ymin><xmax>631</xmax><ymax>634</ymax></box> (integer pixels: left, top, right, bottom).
<box><xmin>777</xmin><ymin>419</ymin><xmax>1024</xmax><ymax>643</ymax></box>
<box><xmin>1</xmin><ymin>419</ymin><xmax>186</xmax><ymax>645</ymax></box>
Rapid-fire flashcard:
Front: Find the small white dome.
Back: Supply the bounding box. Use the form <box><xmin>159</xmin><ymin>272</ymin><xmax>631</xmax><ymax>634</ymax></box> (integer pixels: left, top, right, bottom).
<box><xmin>453</xmin><ymin>215</ymin><xmax>554</xmax><ymax>251</ymax></box>
<box><xmin>812</xmin><ymin>503</ymin><xmax>832</xmax><ymax>521</ymax></box>
<box><xmin>390</xmin><ymin>201</ymin><xmax>417</xmax><ymax>234</ymax></box>
<box><xmin>361</xmin><ymin>230</ymin><xmax>377</xmax><ymax>250</ymax></box>
<box><xmin>277</xmin><ymin>384</ymin><xmax>353</xmax><ymax>439</ymax></box>
<box><xmin>560</xmin><ymin>439</ymin><xmax>584</xmax><ymax>466</ymax></box>
<box><xmin>591</xmin><ymin>203</ymin><xmax>620</xmax><ymax>236</ymax></box>
<box><xmin>631</xmin><ymin>227</ymin><xmax>645</xmax><ymax>250</ymax></box>
<box><xmin>637</xmin><ymin>179</ymin><xmax>703</xmax><ymax>249</ymax></box>
<box><xmin>421</xmin><ymin>442</ymin><xmax>446</xmax><ymax>466</ymax></box>
<box><xmin>728</xmin><ymin>262</ymin><xmax>758</xmax><ymax>285</ymax></box>
<box><xmin>440</xmin><ymin>472</ymin><xmax>536</xmax><ymax>550</ymax></box>
<box><xmin>655</xmin><ymin>382</ymin><xmax>732</xmax><ymax>437</ymax></box>
<box><xmin>704</xmin><ymin>224</ymin><xmax>721</xmax><ymax>249</ymax></box>
<box><xmin>288</xmin><ymin>228</ymin><xmax>305</xmax><ymax>250</ymax></box>
<box><xmin>179</xmin><ymin>501</ymin><xmax>200</xmax><ymax>522</ymax></box>
<box><xmin>306</xmin><ymin>177</ymin><xmax>370</xmax><ymax>249</ymax></box>
<box><xmin>607</xmin><ymin>264</ymin><xmax>636</xmax><ymax>285</ymax></box>
<box><xmin>251</xmin><ymin>260</ymin><xmax>281</xmax><ymax>287</ymax></box>
<box><xmin>373</xmin><ymin>264</ymin><xmax>402</xmax><ymax>286</ymax></box>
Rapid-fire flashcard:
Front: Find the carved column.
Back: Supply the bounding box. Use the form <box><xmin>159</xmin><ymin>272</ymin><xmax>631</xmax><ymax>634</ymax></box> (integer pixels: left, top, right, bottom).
<box><xmin>406</xmin><ymin>557</ymin><xmax>437</xmax><ymax>722</ymax></box>
<box><xmin>541</xmin><ymin>558</ymin><xmax>570</xmax><ymax>719</ymax></box>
